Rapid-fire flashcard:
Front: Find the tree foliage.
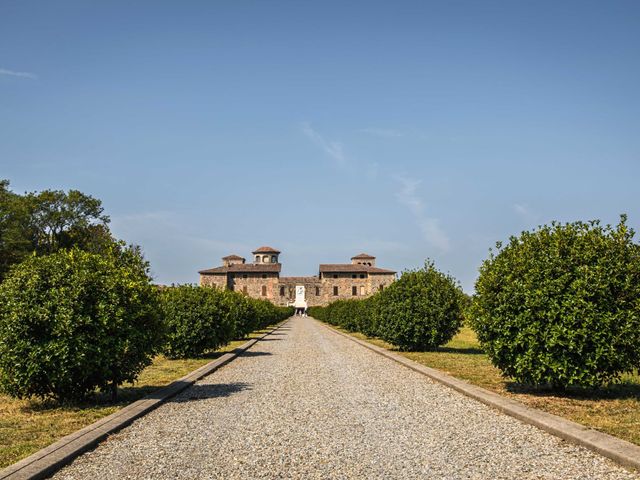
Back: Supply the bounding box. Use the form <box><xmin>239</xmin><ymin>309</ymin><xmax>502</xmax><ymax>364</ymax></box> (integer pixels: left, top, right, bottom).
<box><xmin>160</xmin><ymin>285</ymin><xmax>293</xmax><ymax>359</ymax></box>
<box><xmin>0</xmin><ymin>247</ymin><xmax>163</xmax><ymax>402</ymax></box>
<box><xmin>0</xmin><ymin>180</ymin><xmax>110</xmax><ymax>280</ymax></box>
<box><xmin>159</xmin><ymin>286</ymin><xmax>237</xmax><ymax>359</ymax></box>
<box><xmin>310</xmin><ymin>260</ymin><xmax>465</xmax><ymax>351</ymax></box>
<box><xmin>376</xmin><ymin>261</ymin><xmax>466</xmax><ymax>351</ymax></box>
<box><xmin>471</xmin><ymin>216</ymin><xmax>640</xmax><ymax>388</ymax></box>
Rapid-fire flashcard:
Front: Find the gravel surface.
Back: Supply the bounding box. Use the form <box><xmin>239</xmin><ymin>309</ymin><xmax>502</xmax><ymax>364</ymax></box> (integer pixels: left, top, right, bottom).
<box><xmin>52</xmin><ymin>317</ymin><xmax>638</xmax><ymax>479</ymax></box>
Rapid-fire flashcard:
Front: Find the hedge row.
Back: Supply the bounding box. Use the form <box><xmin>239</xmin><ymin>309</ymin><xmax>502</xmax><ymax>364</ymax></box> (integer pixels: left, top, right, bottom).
<box><xmin>0</xmin><ymin>248</ymin><xmax>292</xmax><ymax>402</ymax></box>
<box><xmin>309</xmin><ymin>261</ymin><xmax>467</xmax><ymax>352</ymax></box>
<box><xmin>160</xmin><ymin>285</ymin><xmax>292</xmax><ymax>359</ymax></box>
<box><xmin>314</xmin><ymin>216</ymin><xmax>640</xmax><ymax>390</ymax></box>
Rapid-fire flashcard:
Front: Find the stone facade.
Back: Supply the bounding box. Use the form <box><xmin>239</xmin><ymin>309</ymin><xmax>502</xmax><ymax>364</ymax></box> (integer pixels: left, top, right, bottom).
<box><xmin>199</xmin><ymin>246</ymin><xmax>396</xmax><ymax>307</ymax></box>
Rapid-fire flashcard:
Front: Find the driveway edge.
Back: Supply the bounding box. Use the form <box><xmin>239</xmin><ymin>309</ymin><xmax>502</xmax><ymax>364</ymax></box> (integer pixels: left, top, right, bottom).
<box><xmin>0</xmin><ymin>319</ymin><xmax>291</xmax><ymax>480</ymax></box>
<box><xmin>318</xmin><ymin>320</ymin><xmax>640</xmax><ymax>473</ymax></box>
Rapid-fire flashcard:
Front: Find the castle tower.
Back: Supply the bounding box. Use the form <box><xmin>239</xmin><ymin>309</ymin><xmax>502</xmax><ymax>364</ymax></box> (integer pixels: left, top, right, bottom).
<box><xmin>351</xmin><ymin>253</ymin><xmax>376</xmax><ymax>267</ymax></box>
<box><xmin>222</xmin><ymin>255</ymin><xmax>245</xmax><ymax>267</ymax></box>
<box><xmin>252</xmin><ymin>246</ymin><xmax>281</xmax><ymax>264</ymax></box>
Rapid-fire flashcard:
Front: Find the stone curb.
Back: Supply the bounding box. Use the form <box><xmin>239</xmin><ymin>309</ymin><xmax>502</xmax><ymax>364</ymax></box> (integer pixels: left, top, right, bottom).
<box><xmin>318</xmin><ymin>320</ymin><xmax>640</xmax><ymax>473</ymax></box>
<box><xmin>0</xmin><ymin>319</ymin><xmax>291</xmax><ymax>480</ymax></box>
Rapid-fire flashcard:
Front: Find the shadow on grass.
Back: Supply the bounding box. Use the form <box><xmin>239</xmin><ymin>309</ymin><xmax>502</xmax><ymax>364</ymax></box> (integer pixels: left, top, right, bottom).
<box><xmin>22</xmin><ymin>350</ymin><xmax>263</xmax><ymax>412</ymax></box>
<box><xmin>24</xmin><ymin>378</ymin><xmax>255</xmax><ymax>412</ymax></box>
<box><xmin>434</xmin><ymin>346</ymin><xmax>485</xmax><ymax>355</ymax></box>
<box><xmin>24</xmin><ymin>386</ymin><xmax>157</xmax><ymax>412</ymax></box>
<box><xmin>505</xmin><ymin>378</ymin><xmax>640</xmax><ymax>401</ymax></box>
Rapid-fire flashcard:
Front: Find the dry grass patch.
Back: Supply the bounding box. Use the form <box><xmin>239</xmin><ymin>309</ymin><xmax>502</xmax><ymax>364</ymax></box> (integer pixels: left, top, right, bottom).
<box><xmin>345</xmin><ymin>327</ymin><xmax>640</xmax><ymax>446</ymax></box>
<box><xmin>0</xmin><ymin>328</ymin><xmax>272</xmax><ymax>469</ymax></box>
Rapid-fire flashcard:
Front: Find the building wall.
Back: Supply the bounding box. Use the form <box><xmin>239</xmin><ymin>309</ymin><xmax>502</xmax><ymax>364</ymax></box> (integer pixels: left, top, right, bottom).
<box><xmin>368</xmin><ymin>273</ymin><xmax>396</xmax><ymax>294</ymax></box>
<box><xmin>229</xmin><ymin>272</ymin><xmax>279</xmax><ymax>300</ymax></box>
<box><xmin>274</xmin><ymin>278</ymin><xmax>323</xmax><ymax>307</ymax></box>
<box><xmin>200</xmin><ymin>274</ymin><xmax>227</xmax><ymax>289</ymax></box>
<box><xmin>318</xmin><ymin>273</ymin><xmax>368</xmax><ymax>303</ymax></box>
<box><xmin>200</xmin><ymin>271</ymin><xmax>396</xmax><ymax>306</ymax></box>
<box><xmin>316</xmin><ymin>273</ymin><xmax>395</xmax><ymax>304</ymax></box>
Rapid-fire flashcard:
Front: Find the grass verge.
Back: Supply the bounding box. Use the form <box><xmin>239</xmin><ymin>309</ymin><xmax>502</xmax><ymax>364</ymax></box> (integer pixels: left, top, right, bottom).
<box><xmin>0</xmin><ymin>327</ymin><xmax>275</xmax><ymax>469</ymax></box>
<box><xmin>342</xmin><ymin>326</ymin><xmax>640</xmax><ymax>446</ymax></box>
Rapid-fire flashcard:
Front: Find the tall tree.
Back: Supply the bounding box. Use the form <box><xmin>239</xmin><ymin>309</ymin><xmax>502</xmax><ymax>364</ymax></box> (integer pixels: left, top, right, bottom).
<box><xmin>0</xmin><ymin>180</ymin><xmax>112</xmax><ymax>280</ymax></box>
<box><xmin>0</xmin><ymin>181</ymin><xmax>33</xmax><ymax>277</ymax></box>
<box><xmin>26</xmin><ymin>188</ymin><xmax>110</xmax><ymax>254</ymax></box>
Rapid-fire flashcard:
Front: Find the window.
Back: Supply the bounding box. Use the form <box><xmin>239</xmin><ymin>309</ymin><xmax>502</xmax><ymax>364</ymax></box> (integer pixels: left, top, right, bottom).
<box><xmin>379</xmin><ymin>284</ymin><xmax>384</xmax><ymax>292</ymax></box>
<box><xmin>359</xmin><ymin>274</ymin><xmax>365</xmax><ymax>279</ymax></box>
<box><xmin>333</xmin><ymin>274</ymin><xmax>338</xmax><ymax>279</ymax></box>
<box><xmin>333</xmin><ymin>286</ymin><xmax>338</xmax><ymax>296</ymax></box>
<box><xmin>243</xmin><ymin>274</ymin><xmax>248</xmax><ymax>279</ymax></box>
<box><xmin>280</xmin><ymin>286</ymin><xmax>285</xmax><ymax>296</ymax></box>
<box><xmin>271</xmin><ymin>255</ymin><xmax>277</xmax><ymax>263</ymax></box>
<box><xmin>262</xmin><ymin>274</ymin><xmax>267</xmax><ymax>279</ymax></box>
<box><xmin>242</xmin><ymin>286</ymin><xmax>247</xmax><ymax>294</ymax></box>
<box><xmin>351</xmin><ymin>274</ymin><xmax>357</xmax><ymax>279</ymax></box>
<box><xmin>360</xmin><ymin>286</ymin><xmax>365</xmax><ymax>295</ymax></box>
<box><xmin>261</xmin><ymin>285</ymin><xmax>267</xmax><ymax>296</ymax></box>
<box><xmin>315</xmin><ymin>286</ymin><xmax>320</xmax><ymax>296</ymax></box>
<box><xmin>352</xmin><ymin>286</ymin><xmax>357</xmax><ymax>296</ymax></box>
<box><xmin>263</xmin><ymin>255</ymin><xmax>269</xmax><ymax>263</ymax></box>
<box><xmin>256</xmin><ymin>256</ymin><xmax>261</xmax><ymax>263</ymax></box>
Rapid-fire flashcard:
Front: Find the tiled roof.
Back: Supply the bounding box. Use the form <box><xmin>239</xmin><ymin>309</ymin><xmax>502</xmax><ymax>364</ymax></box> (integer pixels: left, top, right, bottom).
<box><xmin>366</xmin><ymin>267</ymin><xmax>397</xmax><ymax>274</ymax></box>
<box><xmin>222</xmin><ymin>254</ymin><xmax>245</xmax><ymax>260</ymax></box>
<box><xmin>199</xmin><ymin>263</ymin><xmax>281</xmax><ymax>274</ymax></box>
<box><xmin>351</xmin><ymin>253</ymin><xmax>376</xmax><ymax>259</ymax></box>
<box><xmin>252</xmin><ymin>246</ymin><xmax>280</xmax><ymax>254</ymax></box>
<box><xmin>319</xmin><ymin>264</ymin><xmax>396</xmax><ymax>274</ymax></box>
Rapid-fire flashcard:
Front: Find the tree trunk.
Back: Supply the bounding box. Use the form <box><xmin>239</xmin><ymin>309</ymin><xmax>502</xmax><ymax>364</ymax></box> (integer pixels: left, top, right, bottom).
<box><xmin>110</xmin><ymin>379</ymin><xmax>118</xmax><ymax>402</ymax></box>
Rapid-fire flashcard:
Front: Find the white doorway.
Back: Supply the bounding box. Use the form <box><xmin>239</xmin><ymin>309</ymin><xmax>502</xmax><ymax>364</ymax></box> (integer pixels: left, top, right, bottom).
<box><xmin>295</xmin><ymin>285</ymin><xmax>305</xmax><ymax>305</ymax></box>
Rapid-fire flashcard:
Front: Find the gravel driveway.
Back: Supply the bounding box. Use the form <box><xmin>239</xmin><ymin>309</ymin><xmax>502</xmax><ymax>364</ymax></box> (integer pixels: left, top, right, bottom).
<box><xmin>52</xmin><ymin>317</ymin><xmax>638</xmax><ymax>479</ymax></box>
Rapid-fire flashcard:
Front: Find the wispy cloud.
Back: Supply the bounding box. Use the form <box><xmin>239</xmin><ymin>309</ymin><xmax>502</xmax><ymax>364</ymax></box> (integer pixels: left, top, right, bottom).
<box><xmin>360</xmin><ymin>128</ymin><xmax>404</xmax><ymax>138</ymax></box>
<box><xmin>395</xmin><ymin>175</ymin><xmax>450</xmax><ymax>252</ymax></box>
<box><xmin>0</xmin><ymin>68</ymin><xmax>37</xmax><ymax>79</ymax></box>
<box><xmin>513</xmin><ymin>203</ymin><xmax>539</xmax><ymax>224</ymax></box>
<box><xmin>300</xmin><ymin>122</ymin><xmax>347</xmax><ymax>167</ymax></box>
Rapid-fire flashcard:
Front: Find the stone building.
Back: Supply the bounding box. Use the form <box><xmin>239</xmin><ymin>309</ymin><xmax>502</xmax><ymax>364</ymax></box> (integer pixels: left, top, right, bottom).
<box><xmin>199</xmin><ymin>247</ymin><xmax>396</xmax><ymax>306</ymax></box>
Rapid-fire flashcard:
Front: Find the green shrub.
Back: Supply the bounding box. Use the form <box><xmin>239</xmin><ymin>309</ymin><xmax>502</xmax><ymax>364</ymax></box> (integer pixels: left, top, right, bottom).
<box><xmin>312</xmin><ymin>298</ymin><xmax>379</xmax><ymax>335</ymax></box>
<box><xmin>247</xmin><ymin>298</ymin><xmax>293</xmax><ymax>331</ymax></box>
<box><xmin>471</xmin><ymin>216</ymin><xmax>640</xmax><ymax>388</ymax></box>
<box><xmin>160</xmin><ymin>285</ymin><xmax>236</xmax><ymax>359</ymax></box>
<box><xmin>161</xmin><ymin>286</ymin><xmax>293</xmax><ymax>358</ymax></box>
<box><xmin>0</xmin><ymin>247</ymin><xmax>162</xmax><ymax>402</ymax></box>
<box><xmin>376</xmin><ymin>261</ymin><xmax>465</xmax><ymax>351</ymax></box>
<box><xmin>307</xmin><ymin>306</ymin><xmax>326</xmax><ymax>321</ymax></box>
<box><xmin>355</xmin><ymin>294</ymin><xmax>380</xmax><ymax>337</ymax></box>
<box><xmin>309</xmin><ymin>261</ymin><xmax>463</xmax><ymax>351</ymax></box>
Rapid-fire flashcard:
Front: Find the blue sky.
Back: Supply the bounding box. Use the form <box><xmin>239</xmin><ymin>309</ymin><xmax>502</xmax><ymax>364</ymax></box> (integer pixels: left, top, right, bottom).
<box><xmin>1</xmin><ymin>1</ymin><xmax>639</xmax><ymax>291</ymax></box>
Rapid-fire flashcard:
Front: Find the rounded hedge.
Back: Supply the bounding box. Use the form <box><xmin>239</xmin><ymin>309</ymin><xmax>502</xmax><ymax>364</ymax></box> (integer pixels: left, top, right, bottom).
<box><xmin>244</xmin><ymin>297</ymin><xmax>293</xmax><ymax>334</ymax></box>
<box><xmin>159</xmin><ymin>285</ymin><xmax>237</xmax><ymax>359</ymax></box>
<box><xmin>309</xmin><ymin>297</ymin><xmax>379</xmax><ymax>336</ymax></box>
<box><xmin>376</xmin><ymin>261</ymin><xmax>465</xmax><ymax>351</ymax></box>
<box><xmin>0</xmin><ymin>248</ymin><xmax>163</xmax><ymax>402</ymax></box>
<box><xmin>160</xmin><ymin>286</ymin><xmax>293</xmax><ymax>359</ymax></box>
<box><xmin>471</xmin><ymin>216</ymin><xmax>640</xmax><ymax>388</ymax></box>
